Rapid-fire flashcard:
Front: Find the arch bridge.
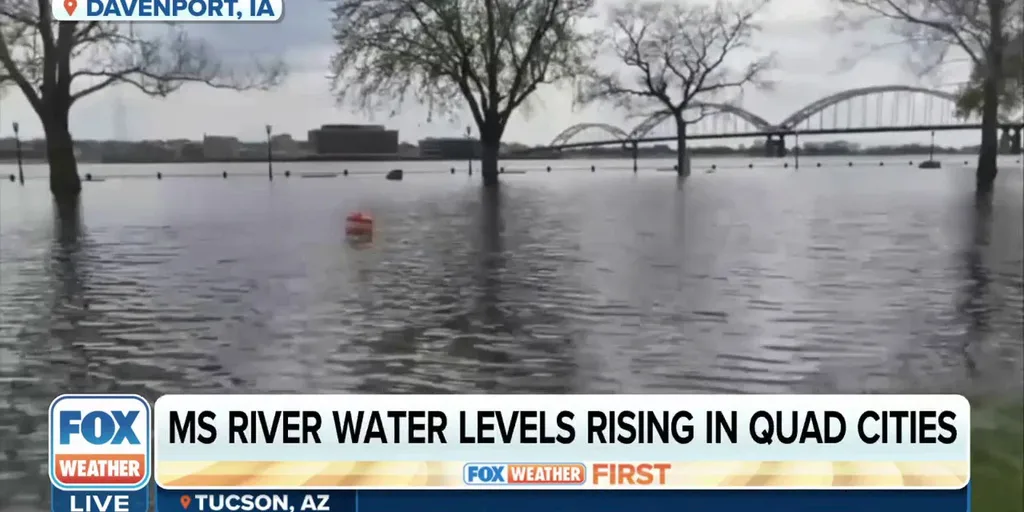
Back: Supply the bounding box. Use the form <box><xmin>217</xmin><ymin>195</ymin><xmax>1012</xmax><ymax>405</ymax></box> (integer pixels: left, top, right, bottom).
<box><xmin>549</xmin><ymin>84</ymin><xmax>1024</xmax><ymax>155</ymax></box>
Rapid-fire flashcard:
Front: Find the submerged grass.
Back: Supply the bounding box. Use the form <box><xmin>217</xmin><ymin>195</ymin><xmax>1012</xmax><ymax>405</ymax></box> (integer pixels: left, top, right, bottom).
<box><xmin>972</xmin><ymin>401</ymin><xmax>1023</xmax><ymax>512</ymax></box>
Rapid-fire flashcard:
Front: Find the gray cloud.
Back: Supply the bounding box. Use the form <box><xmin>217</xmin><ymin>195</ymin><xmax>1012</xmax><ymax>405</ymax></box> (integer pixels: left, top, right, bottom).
<box><xmin>186</xmin><ymin>2</ymin><xmax>334</xmax><ymax>55</ymax></box>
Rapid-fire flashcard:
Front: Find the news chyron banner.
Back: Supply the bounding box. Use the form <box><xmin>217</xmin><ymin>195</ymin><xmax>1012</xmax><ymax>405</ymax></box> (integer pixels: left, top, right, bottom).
<box><xmin>51</xmin><ymin>394</ymin><xmax>971</xmax><ymax>512</ymax></box>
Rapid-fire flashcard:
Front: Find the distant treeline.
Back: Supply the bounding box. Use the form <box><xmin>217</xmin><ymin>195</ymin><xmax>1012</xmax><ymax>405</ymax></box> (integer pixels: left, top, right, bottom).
<box><xmin>0</xmin><ymin>141</ymin><xmax>998</xmax><ymax>165</ymax></box>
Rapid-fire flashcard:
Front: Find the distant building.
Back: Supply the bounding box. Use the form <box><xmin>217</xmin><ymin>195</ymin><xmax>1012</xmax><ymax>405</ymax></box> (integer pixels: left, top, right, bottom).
<box><xmin>180</xmin><ymin>142</ymin><xmax>204</xmax><ymax>160</ymax></box>
<box><xmin>307</xmin><ymin>124</ymin><xmax>399</xmax><ymax>155</ymax></box>
<box><xmin>163</xmin><ymin>139</ymin><xmax>193</xmax><ymax>160</ymax></box>
<box><xmin>203</xmin><ymin>135</ymin><xmax>241</xmax><ymax>160</ymax></box>
<box><xmin>270</xmin><ymin>134</ymin><xmax>300</xmax><ymax>156</ymax></box>
<box><xmin>238</xmin><ymin>142</ymin><xmax>268</xmax><ymax>160</ymax></box>
<box><xmin>398</xmin><ymin>142</ymin><xmax>419</xmax><ymax>157</ymax></box>
<box><xmin>418</xmin><ymin>137</ymin><xmax>481</xmax><ymax>159</ymax></box>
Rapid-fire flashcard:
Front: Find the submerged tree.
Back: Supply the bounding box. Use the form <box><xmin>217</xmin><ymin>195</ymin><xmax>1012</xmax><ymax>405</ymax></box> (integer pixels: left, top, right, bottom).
<box><xmin>835</xmin><ymin>0</ymin><xmax>1024</xmax><ymax>194</ymax></box>
<box><xmin>328</xmin><ymin>0</ymin><xmax>594</xmax><ymax>187</ymax></box>
<box><xmin>578</xmin><ymin>0</ymin><xmax>773</xmax><ymax>177</ymax></box>
<box><xmin>0</xmin><ymin>0</ymin><xmax>285</xmax><ymax>200</ymax></box>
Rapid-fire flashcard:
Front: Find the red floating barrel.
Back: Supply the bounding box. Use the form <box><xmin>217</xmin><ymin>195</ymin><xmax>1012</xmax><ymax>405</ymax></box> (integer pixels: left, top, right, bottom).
<box><xmin>345</xmin><ymin>212</ymin><xmax>374</xmax><ymax>236</ymax></box>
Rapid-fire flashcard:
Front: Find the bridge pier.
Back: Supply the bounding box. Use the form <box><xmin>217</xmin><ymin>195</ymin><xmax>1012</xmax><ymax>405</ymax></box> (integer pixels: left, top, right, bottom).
<box><xmin>765</xmin><ymin>134</ymin><xmax>787</xmax><ymax>157</ymax></box>
<box><xmin>999</xmin><ymin>126</ymin><xmax>1022</xmax><ymax>154</ymax></box>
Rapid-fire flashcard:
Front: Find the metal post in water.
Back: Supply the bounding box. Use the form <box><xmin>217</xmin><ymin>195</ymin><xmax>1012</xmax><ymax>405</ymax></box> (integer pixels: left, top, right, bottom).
<box><xmin>13</xmin><ymin>122</ymin><xmax>24</xmax><ymax>185</ymax></box>
<box><xmin>631</xmin><ymin>140</ymin><xmax>638</xmax><ymax>173</ymax></box>
<box><xmin>929</xmin><ymin>130</ymin><xmax>935</xmax><ymax>160</ymax></box>
<box><xmin>794</xmin><ymin>131</ymin><xmax>800</xmax><ymax>170</ymax></box>
<box><xmin>266</xmin><ymin>124</ymin><xmax>273</xmax><ymax>181</ymax></box>
<box><xmin>466</xmin><ymin>126</ymin><xmax>473</xmax><ymax>176</ymax></box>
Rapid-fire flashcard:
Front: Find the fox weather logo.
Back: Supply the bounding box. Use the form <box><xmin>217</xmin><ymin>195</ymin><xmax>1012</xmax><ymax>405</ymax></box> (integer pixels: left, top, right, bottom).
<box><xmin>49</xmin><ymin>394</ymin><xmax>151</xmax><ymax>491</ymax></box>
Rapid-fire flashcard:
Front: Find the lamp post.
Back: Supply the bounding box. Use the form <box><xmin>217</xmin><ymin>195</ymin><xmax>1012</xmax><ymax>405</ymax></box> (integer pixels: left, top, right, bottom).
<box><xmin>13</xmin><ymin>122</ymin><xmax>24</xmax><ymax>185</ymax></box>
<box><xmin>466</xmin><ymin>126</ymin><xmax>473</xmax><ymax>176</ymax></box>
<box><xmin>929</xmin><ymin>130</ymin><xmax>935</xmax><ymax>161</ymax></box>
<box><xmin>266</xmin><ymin>124</ymin><xmax>273</xmax><ymax>181</ymax></box>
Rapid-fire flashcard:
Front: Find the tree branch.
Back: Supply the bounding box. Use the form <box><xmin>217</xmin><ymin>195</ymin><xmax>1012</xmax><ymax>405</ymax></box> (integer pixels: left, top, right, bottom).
<box><xmin>0</xmin><ymin>1</ymin><xmax>286</xmax><ymax>118</ymax></box>
<box><xmin>834</xmin><ymin>0</ymin><xmax>1021</xmax><ymax>120</ymax></box>
<box><xmin>579</xmin><ymin>0</ymin><xmax>773</xmax><ymax>124</ymax></box>
<box><xmin>328</xmin><ymin>0</ymin><xmax>594</xmax><ymax>142</ymax></box>
<box><xmin>837</xmin><ymin>0</ymin><xmax>987</xmax><ymax>65</ymax></box>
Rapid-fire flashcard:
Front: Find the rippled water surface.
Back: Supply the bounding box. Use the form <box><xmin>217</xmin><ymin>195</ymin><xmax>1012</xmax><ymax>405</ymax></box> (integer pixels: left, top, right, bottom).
<box><xmin>1</xmin><ymin>156</ymin><xmax>1022</xmax><ymax>508</ymax></box>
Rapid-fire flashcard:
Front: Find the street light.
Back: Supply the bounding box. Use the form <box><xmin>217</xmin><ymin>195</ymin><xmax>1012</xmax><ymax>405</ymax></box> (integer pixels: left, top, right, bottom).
<box><xmin>13</xmin><ymin>122</ymin><xmax>24</xmax><ymax>185</ymax></box>
<box><xmin>265</xmin><ymin>124</ymin><xmax>273</xmax><ymax>181</ymax></box>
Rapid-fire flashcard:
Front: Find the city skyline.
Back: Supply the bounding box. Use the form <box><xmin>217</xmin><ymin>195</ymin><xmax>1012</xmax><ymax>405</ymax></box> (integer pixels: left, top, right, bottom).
<box><xmin>0</xmin><ymin>1</ymin><xmax>984</xmax><ymax>147</ymax></box>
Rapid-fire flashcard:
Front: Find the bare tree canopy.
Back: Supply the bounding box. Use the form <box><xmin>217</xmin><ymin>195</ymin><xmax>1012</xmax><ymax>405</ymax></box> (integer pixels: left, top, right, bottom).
<box><xmin>0</xmin><ymin>0</ymin><xmax>285</xmax><ymax>198</ymax></box>
<box><xmin>0</xmin><ymin>1</ymin><xmax>285</xmax><ymax>111</ymax></box>
<box><xmin>579</xmin><ymin>0</ymin><xmax>773</xmax><ymax>175</ymax></box>
<box><xmin>957</xmin><ymin>30</ymin><xmax>1023</xmax><ymax>118</ymax></box>
<box><xmin>834</xmin><ymin>0</ymin><xmax>1023</xmax><ymax>192</ymax></box>
<box><xmin>580</xmin><ymin>0</ymin><xmax>773</xmax><ymax>119</ymax></box>
<box><xmin>328</xmin><ymin>0</ymin><xmax>595</xmax><ymax>185</ymax></box>
<box><xmin>836</xmin><ymin>0</ymin><xmax>1022</xmax><ymax>70</ymax></box>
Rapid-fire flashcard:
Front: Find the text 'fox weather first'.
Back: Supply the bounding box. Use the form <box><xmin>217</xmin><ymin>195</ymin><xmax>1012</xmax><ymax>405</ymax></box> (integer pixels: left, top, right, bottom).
<box><xmin>49</xmin><ymin>395</ymin><xmax>152</xmax><ymax>512</ymax></box>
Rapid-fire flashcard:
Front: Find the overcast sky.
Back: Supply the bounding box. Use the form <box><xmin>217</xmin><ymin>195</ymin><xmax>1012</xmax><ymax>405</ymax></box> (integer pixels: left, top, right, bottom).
<box><xmin>0</xmin><ymin>0</ymin><xmax>992</xmax><ymax>147</ymax></box>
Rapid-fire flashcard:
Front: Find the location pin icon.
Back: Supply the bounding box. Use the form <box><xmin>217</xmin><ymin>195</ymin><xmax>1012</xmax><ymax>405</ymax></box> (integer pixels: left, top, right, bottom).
<box><xmin>63</xmin><ymin>0</ymin><xmax>77</xmax><ymax>15</ymax></box>
<box><xmin>180</xmin><ymin>496</ymin><xmax>192</xmax><ymax>510</ymax></box>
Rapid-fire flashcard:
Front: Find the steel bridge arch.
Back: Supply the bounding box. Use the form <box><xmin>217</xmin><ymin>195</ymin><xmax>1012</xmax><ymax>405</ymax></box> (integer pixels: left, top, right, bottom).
<box><xmin>777</xmin><ymin>85</ymin><xmax>959</xmax><ymax>130</ymax></box>
<box><xmin>550</xmin><ymin>123</ymin><xmax>629</xmax><ymax>146</ymax></box>
<box><xmin>627</xmin><ymin>101</ymin><xmax>775</xmax><ymax>139</ymax></box>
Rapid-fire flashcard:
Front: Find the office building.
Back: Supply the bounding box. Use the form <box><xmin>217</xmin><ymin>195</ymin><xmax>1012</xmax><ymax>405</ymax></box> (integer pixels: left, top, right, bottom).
<box><xmin>418</xmin><ymin>138</ymin><xmax>481</xmax><ymax>159</ymax></box>
<box><xmin>270</xmin><ymin>134</ymin><xmax>301</xmax><ymax>157</ymax></box>
<box><xmin>202</xmin><ymin>135</ymin><xmax>241</xmax><ymax>160</ymax></box>
<box><xmin>307</xmin><ymin>124</ymin><xmax>399</xmax><ymax>155</ymax></box>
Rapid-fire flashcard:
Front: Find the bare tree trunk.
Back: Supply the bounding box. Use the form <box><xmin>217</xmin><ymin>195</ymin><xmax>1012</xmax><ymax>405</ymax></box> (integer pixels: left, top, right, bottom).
<box><xmin>480</xmin><ymin>139</ymin><xmax>500</xmax><ymax>187</ymax></box>
<box><xmin>675</xmin><ymin>114</ymin><xmax>690</xmax><ymax>177</ymax></box>
<box><xmin>977</xmin><ymin>76</ymin><xmax>1000</xmax><ymax>194</ymax></box>
<box><xmin>976</xmin><ymin>0</ymin><xmax>1006</xmax><ymax>195</ymax></box>
<box><xmin>480</xmin><ymin>116</ymin><xmax>502</xmax><ymax>187</ymax></box>
<box><xmin>43</xmin><ymin>108</ymin><xmax>82</xmax><ymax>200</ymax></box>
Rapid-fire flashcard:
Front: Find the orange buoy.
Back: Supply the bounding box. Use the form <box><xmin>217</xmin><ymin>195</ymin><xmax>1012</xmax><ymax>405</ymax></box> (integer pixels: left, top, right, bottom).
<box><xmin>345</xmin><ymin>211</ymin><xmax>374</xmax><ymax>236</ymax></box>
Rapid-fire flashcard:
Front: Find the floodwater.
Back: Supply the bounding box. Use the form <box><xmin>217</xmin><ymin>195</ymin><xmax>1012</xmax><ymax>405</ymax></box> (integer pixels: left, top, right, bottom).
<box><xmin>0</xmin><ymin>156</ymin><xmax>1022</xmax><ymax>509</ymax></box>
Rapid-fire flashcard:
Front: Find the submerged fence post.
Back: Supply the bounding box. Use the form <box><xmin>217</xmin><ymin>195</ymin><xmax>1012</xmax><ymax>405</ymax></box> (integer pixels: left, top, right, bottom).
<box><xmin>466</xmin><ymin>126</ymin><xmax>473</xmax><ymax>176</ymax></box>
<box><xmin>794</xmin><ymin>131</ymin><xmax>800</xmax><ymax>170</ymax></box>
<box><xmin>266</xmin><ymin>124</ymin><xmax>273</xmax><ymax>181</ymax></box>
<box><xmin>13</xmin><ymin>122</ymin><xmax>24</xmax><ymax>185</ymax></box>
<box><xmin>631</xmin><ymin>140</ymin><xmax>638</xmax><ymax>173</ymax></box>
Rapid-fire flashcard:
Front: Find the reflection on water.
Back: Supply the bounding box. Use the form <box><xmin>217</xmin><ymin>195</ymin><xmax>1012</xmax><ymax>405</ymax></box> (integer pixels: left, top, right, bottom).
<box><xmin>1</xmin><ymin>158</ymin><xmax>1022</xmax><ymax>508</ymax></box>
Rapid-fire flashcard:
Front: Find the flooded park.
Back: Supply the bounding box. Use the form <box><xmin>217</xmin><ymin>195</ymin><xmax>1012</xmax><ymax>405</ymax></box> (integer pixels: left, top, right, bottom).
<box><xmin>0</xmin><ymin>155</ymin><xmax>1021</xmax><ymax>510</ymax></box>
